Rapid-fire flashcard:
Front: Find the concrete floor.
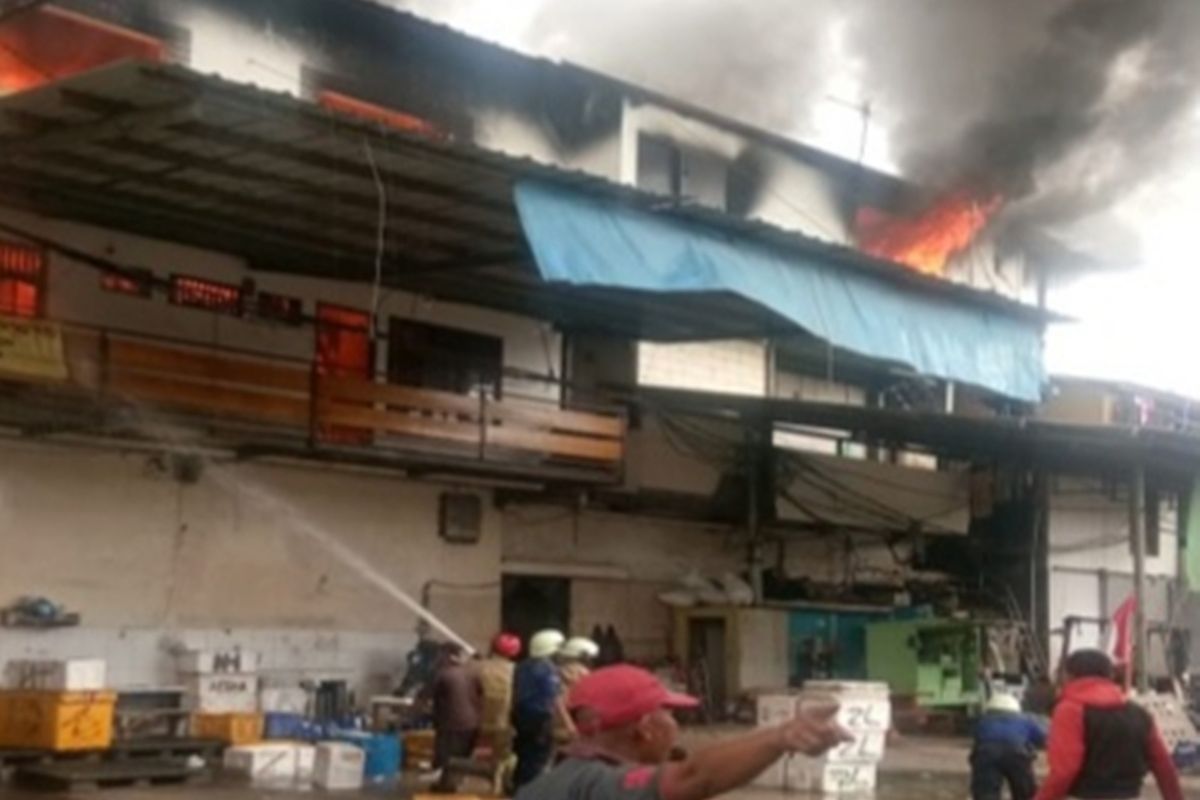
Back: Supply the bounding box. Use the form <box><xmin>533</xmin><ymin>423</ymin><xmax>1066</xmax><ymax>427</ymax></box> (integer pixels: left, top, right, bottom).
<box><xmin>3</xmin><ymin>735</ymin><xmax>1197</xmax><ymax>800</ymax></box>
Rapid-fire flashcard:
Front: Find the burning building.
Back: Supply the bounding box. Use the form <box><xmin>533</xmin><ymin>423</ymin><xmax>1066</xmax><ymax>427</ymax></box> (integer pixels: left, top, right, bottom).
<box><xmin>0</xmin><ymin>0</ymin><xmax>1191</xmax><ymax>715</ymax></box>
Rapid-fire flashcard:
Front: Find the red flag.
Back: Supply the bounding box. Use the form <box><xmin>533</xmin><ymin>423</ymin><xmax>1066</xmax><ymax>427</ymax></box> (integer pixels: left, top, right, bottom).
<box><xmin>1110</xmin><ymin>595</ymin><xmax>1137</xmax><ymax>666</ymax></box>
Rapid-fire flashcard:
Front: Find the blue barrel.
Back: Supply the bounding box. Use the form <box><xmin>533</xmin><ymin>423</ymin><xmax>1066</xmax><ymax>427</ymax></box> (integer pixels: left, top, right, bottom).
<box><xmin>337</xmin><ymin>732</ymin><xmax>402</xmax><ymax>784</ymax></box>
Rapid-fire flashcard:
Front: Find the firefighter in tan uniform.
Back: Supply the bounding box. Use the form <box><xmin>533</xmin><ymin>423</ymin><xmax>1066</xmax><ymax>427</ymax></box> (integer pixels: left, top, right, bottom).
<box><xmin>476</xmin><ymin>632</ymin><xmax>521</xmax><ymax>791</ymax></box>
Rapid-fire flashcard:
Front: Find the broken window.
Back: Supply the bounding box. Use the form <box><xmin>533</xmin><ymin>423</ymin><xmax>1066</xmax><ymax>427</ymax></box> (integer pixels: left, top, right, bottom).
<box><xmin>101</xmin><ymin>268</ymin><xmax>154</xmax><ymax>298</ymax></box>
<box><xmin>636</xmin><ymin>133</ymin><xmax>729</xmax><ymax>210</ymax></box>
<box><xmin>0</xmin><ymin>241</ymin><xmax>45</xmax><ymax>318</ymax></box>
<box><xmin>388</xmin><ymin>318</ymin><xmax>502</xmax><ymax>398</ymax></box>
<box><xmin>169</xmin><ymin>275</ymin><xmax>242</xmax><ymax>315</ymax></box>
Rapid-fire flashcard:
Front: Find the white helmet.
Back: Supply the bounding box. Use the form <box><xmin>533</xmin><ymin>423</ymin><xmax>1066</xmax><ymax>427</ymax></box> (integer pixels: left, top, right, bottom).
<box><xmin>986</xmin><ymin>693</ymin><xmax>1021</xmax><ymax>714</ymax></box>
<box><xmin>560</xmin><ymin>637</ymin><xmax>600</xmax><ymax>661</ymax></box>
<box><xmin>529</xmin><ymin>629</ymin><xmax>566</xmax><ymax>659</ymax></box>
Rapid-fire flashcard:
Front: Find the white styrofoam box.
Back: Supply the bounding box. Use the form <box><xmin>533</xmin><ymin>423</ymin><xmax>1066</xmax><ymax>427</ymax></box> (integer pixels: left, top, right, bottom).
<box><xmin>260</xmin><ymin>687</ymin><xmax>309</xmax><ymax>714</ymax></box>
<box><xmin>314</xmin><ymin>742</ymin><xmax>365</xmax><ymax>791</ymax></box>
<box><xmin>294</xmin><ymin>744</ymin><xmax>316</xmax><ymax>783</ymax></box>
<box><xmin>4</xmin><ymin>659</ymin><xmax>107</xmax><ymax>690</ymax></box>
<box><xmin>791</xmin><ymin>761</ymin><xmax>878</xmax><ymax>794</ymax></box>
<box><xmin>821</xmin><ymin>730</ymin><xmax>887</xmax><ymax>764</ymax></box>
<box><xmin>180</xmin><ymin>649</ymin><xmax>259</xmax><ymax>675</ymax></box>
<box><xmin>756</xmin><ymin>693</ymin><xmax>800</xmax><ymax>727</ymax></box>
<box><xmin>185</xmin><ymin>673</ymin><xmax>259</xmax><ymax>713</ymax></box>
<box><xmin>802</xmin><ymin>681</ymin><xmax>891</xmax><ymax>732</ymax></box>
<box><xmin>224</xmin><ymin>743</ymin><xmax>299</xmax><ymax>784</ymax></box>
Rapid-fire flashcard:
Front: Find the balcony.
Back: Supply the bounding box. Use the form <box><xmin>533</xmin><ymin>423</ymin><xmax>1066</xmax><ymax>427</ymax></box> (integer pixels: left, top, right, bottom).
<box><xmin>0</xmin><ymin>315</ymin><xmax>626</xmax><ymax>484</ymax></box>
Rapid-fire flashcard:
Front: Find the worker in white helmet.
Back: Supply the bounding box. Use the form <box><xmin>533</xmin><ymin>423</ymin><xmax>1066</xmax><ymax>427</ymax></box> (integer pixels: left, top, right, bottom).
<box><xmin>970</xmin><ymin>693</ymin><xmax>1046</xmax><ymax>800</ymax></box>
<box><xmin>555</xmin><ymin>637</ymin><xmax>600</xmax><ymax>743</ymax></box>
<box><xmin>512</xmin><ymin>629</ymin><xmax>574</xmax><ymax>789</ymax></box>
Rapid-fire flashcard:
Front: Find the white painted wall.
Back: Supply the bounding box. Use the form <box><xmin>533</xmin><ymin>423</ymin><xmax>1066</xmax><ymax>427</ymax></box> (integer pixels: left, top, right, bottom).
<box><xmin>1</xmin><ymin>207</ymin><xmax>563</xmax><ymax>402</ymax></box>
<box><xmin>1046</xmin><ymin>476</ymin><xmax>1179</xmax><ymax>673</ymax></box>
<box><xmin>638</xmin><ymin>339</ymin><xmax>767</xmax><ymax>397</ymax></box>
<box><xmin>0</xmin><ymin>439</ymin><xmax>501</xmax><ymax>693</ymax></box>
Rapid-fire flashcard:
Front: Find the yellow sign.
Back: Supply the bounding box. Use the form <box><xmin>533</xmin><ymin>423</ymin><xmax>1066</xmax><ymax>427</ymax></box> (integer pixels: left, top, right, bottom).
<box><xmin>0</xmin><ymin>316</ymin><xmax>68</xmax><ymax>381</ymax></box>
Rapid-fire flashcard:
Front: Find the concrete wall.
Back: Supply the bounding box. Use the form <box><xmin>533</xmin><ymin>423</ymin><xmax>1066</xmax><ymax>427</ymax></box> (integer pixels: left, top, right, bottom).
<box><xmin>0</xmin><ymin>439</ymin><xmax>501</xmax><ymax>693</ymax></box>
<box><xmin>501</xmin><ymin>505</ymin><xmax>744</xmax><ymax>663</ymax></box>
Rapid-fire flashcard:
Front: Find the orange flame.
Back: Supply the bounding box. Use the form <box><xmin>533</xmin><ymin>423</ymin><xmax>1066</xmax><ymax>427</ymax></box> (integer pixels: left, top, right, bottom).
<box><xmin>0</xmin><ymin>6</ymin><xmax>164</xmax><ymax>96</ymax></box>
<box><xmin>856</xmin><ymin>191</ymin><xmax>1003</xmax><ymax>276</ymax></box>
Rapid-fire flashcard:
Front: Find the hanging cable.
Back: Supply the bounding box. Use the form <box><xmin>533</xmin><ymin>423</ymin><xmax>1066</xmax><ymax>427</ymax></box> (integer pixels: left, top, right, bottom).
<box><xmin>362</xmin><ymin>137</ymin><xmax>387</xmax><ymax>335</ymax></box>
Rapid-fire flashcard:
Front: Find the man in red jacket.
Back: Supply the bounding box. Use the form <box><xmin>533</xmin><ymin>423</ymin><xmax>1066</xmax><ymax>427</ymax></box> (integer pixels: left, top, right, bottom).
<box><xmin>1036</xmin><ymin>649</ymin><xmax>1183</xmax><ymax>800</ymax></box>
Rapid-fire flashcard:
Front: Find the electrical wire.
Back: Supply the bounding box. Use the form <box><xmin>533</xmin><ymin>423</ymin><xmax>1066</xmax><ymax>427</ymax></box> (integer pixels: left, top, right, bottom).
<box><xmin>362</xmin><ymin>136</ymin><xmax>387</xmax><ymax>335</ymax></box>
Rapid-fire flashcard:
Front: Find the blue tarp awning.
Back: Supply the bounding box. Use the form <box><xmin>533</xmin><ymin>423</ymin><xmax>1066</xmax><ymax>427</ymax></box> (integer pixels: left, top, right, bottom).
<box><xmin>514</xmin><ymin>181</ymin><xmax>1044</xmax><ymax>402</ymax></box>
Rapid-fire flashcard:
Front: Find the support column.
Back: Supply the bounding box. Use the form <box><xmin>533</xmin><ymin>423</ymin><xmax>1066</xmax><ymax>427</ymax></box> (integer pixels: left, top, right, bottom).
<box><xmin>747</xmin><ymin>428</ymin><xmax>765</xmax><ymax>605</ymax></box>
<box><xmin>1130</xmin><ymin>463</ymin><xmax>1149</xmax><ymax>692</ymax></box>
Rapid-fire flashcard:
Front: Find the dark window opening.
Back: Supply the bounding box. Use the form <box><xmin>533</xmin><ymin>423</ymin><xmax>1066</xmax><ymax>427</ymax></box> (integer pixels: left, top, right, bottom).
<box><xmin>388</xmin><ymin>318</ymin><xmax>502</xmax><ymax>398</ymax></box>
<box><xmin>169</xmin><ymin>274</ymin><xmax>242</xmax><ymax>315</ymax></box>
<box><xmin>636</xmin><ymin>133</ymin><xmax>729</xmax><ymax>210</ymax></box>
<box><xmin>0</xmin><ymin>241</ymin><xmax>45</xmax><ymax>318</ymax></box>
<box><xmin>101</xmin><ymin>268</ymin><xmax>154</xmax><ymax>298</ymax></box>
<box><xmin>258</xmin><ymin>291</ymin><xmax>304</xmax><ymax>326</ymax></box>
<box><xmin>637</xmin><ymin>134</ymin><xmax>682</xmax><ymax>198</ymax></box>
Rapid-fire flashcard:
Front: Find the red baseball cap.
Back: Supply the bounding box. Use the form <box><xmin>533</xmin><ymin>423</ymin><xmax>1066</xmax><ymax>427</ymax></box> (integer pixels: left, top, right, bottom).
<box><xmin>568</xmin><ymin>665</ymin><xmax>699</xmax><ymax>730</ymax></box>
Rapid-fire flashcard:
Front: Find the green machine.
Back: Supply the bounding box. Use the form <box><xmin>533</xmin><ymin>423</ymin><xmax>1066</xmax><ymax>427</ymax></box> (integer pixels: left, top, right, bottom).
<box><xmin>865</xmin><ymin>619</ymin><xmax>983</xmax><ymax>707</ymax></box>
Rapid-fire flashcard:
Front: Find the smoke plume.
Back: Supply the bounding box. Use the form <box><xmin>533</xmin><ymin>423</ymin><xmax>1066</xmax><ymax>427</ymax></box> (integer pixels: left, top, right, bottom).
<box><xmin>399</xmin><ymin>0</ymin><xmax>1200</xmax><ymax>255</ymax></box>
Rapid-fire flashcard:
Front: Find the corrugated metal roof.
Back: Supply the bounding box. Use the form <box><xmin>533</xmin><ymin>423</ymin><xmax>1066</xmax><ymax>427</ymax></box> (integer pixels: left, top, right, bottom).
<box><xmin>0</xmin><ymin>60</ymin><xmax>1061</xmax><ymax>346</ymax></box>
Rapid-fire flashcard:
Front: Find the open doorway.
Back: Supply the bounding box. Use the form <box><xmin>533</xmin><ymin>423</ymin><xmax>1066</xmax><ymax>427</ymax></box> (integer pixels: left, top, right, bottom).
<box><xmin>688</xmin><ymin>617</ymin><xmax>728</xmax><ymax>717</ymax></box>
<box><xmin>502</xmin><ymin>575</ymin><xmax>570</xmax><ymax>651</ymax></box>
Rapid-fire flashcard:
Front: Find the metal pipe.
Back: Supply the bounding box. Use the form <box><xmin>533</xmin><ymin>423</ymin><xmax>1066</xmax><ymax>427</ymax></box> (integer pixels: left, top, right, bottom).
<box><xmin>1130</xmin><ymin>462</ymin><xmax>1149</xmax><ymax>692</ymax></box>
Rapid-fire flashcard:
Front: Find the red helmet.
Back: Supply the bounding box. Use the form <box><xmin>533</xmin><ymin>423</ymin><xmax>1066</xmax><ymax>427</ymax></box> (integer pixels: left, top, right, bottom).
<box><xmin>492</xmin><ymin>632</ymin><xmax>522</xmax><ymax>660</ymax></box>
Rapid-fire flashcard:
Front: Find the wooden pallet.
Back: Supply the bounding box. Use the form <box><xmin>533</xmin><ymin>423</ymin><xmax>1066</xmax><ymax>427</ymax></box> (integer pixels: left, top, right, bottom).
<box><xmin>15</xmin><ymin>758</ymin><xmax>210</xmax><ymax>792</ymax></box>
<box><xmin>110</xmin><ymin>737</ymin><xmax>225</xmax><ymax>761</ymax></box>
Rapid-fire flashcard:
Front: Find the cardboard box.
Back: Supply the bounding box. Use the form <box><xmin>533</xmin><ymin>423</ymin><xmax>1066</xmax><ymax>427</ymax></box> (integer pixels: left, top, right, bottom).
<box><xmin>314</xmin><ymin>741</ymin><xmax>365</xmax><ymax>790</ymax></box>
<box><xmin>185</xmin><ymin>674</ymin><xmax>259</xmax><ymax>713</ymax></box>
<box><xmin>0</xmin><ymin>690</ymin><xmax>116</xmax><ymax>751</ymax></box>
<box><xmin>224</xmin><ymin>743</ymin><xmax>299</xmax><ymax>783</ymax></box>
<box><xmin>5</xmin><ymin>659</ymin><xmax>107</xmax><ymax>691</ymax></box>
<box><xmin>193</xmin><ymin>712</ymin><xmax>264</xmax><ymax>745</ymax></box>
<box><xmin>179</xmin><ymin>650</ymin><xmax>259</xmax><ymax>675</ymax></box>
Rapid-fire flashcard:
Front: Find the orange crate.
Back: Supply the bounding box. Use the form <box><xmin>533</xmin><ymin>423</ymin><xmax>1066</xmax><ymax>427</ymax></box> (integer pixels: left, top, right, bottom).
<box><xmin>192</xmin><ymin>712</ymin><xmax>263</xmax><ymax>745</ymax></box>
<box><xmin>0</xmin><ymin>690</ymin><xmax>116</xmax><ymax>751</ymax></box>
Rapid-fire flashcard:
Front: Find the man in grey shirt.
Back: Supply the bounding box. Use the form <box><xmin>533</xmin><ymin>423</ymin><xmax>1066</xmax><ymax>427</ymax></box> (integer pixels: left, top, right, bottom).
<box><xmin>517</xmin><ymin>665</ymin><xmax>849</xmax><ymax>800</ymax></box>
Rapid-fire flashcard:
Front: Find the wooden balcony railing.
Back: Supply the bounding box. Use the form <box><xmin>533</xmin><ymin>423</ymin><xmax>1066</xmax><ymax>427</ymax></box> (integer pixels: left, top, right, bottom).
<box><xmin>0</xmin><ymin>316</ymin><xmax>625</xmax><ymax>475</ymax></box>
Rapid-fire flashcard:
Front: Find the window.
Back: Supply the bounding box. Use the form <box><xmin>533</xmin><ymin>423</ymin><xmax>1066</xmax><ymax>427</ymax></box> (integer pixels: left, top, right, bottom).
<box><xmin>0</xmin><ymin>241</ymin><xmax>45</xmax><ymax>318</ymax></box>
<box><xmin>258</xmin><ymin>292</ymin><xmax>304</xmax><ymax>326</ymax></box>
<box><xmin>169</xmin><ymin>274</ymin><xmax>242</xmax><ymax>315</ymax></box>
<box><xmin>100</xmin><ymin>268</ymin><xmax>154</xmax><ymax>298</ymax></box>
<box><xmin>636</xmin><ymin>133</ymin><xmax>729</xmax><ymax>210</ymax></box>
<box><xmin>388</xmin><ymin>319</ymin><xmax>502</xmax><ymax>398</ymax></box>
<box><xmin>637</xmin><ymin>135</ymin><xmax>682</xmax><ymax>198</ymax></box>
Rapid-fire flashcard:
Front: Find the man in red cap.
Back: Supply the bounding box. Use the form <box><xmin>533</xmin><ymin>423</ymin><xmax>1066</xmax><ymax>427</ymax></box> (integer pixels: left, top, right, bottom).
<box><xmin>516</xmin><ymin>664</ymin><xmax>850</xmax><ymax>800</ymax></box>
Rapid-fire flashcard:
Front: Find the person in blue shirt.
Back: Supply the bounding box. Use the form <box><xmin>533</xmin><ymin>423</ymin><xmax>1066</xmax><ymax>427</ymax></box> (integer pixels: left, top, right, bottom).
<box><xmin>512</xmin><ymin>630</ymin><xmax>575</xmax><ymax>790</ymax></box>
<box><xmin>971</xmin><ymin>693</ymin><xmax>1047</xmax><ymax>800</ymax></box>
